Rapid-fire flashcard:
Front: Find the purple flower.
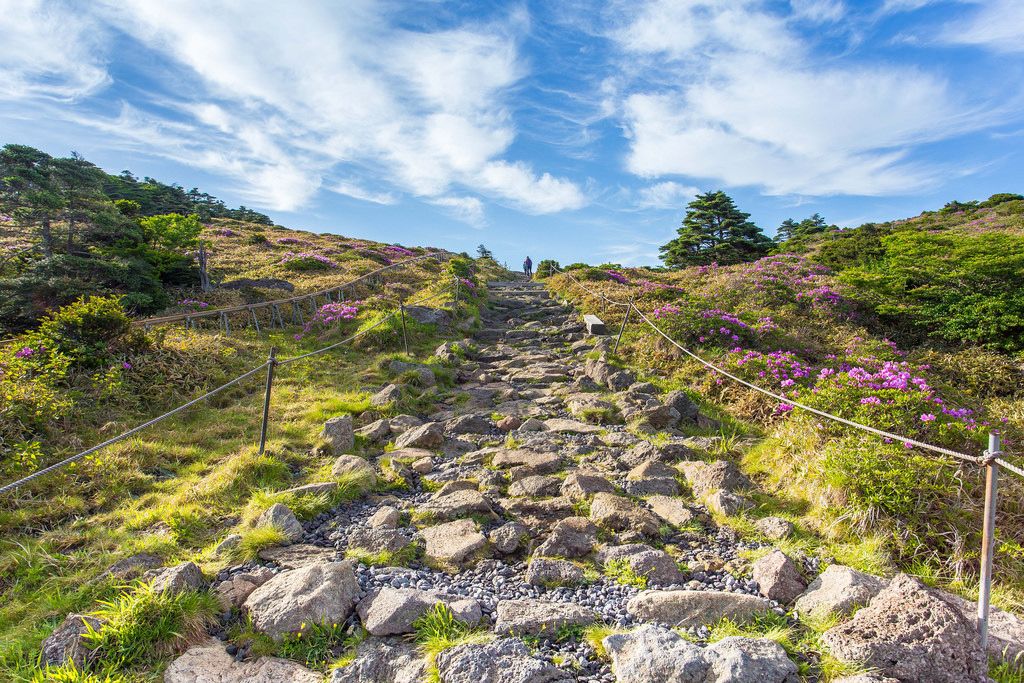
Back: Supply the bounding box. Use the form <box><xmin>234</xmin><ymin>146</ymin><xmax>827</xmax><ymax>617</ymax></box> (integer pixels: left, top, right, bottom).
<box><xmin>122</xmin><ymin>361</ymin><xmax>133</xmax><ymax>370</ymax></box>
<box><xmin>14</xmin><ymin>346</ymin><xmax>35</xmax><ymax>359</ymax></box>
<box><xmin>605</xmin><ymin>270</ymin><xmax>629</xmax><ymax>284</ymax></box>
<box><xmin>920</xmin><ymin>413</ymin><xmax>936</xmax><ymax>422</ymax></box>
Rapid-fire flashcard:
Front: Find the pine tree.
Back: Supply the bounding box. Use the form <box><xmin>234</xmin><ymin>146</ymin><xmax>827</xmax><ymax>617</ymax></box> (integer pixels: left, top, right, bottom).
<box><xmin>659</xmin><ymin>190</ymin><xmax>771</xmax><ymax>267</ymax></box>
<box><xmin>775</xmin><ymin>218</ymin><xmax>799</xmax><ymax>243</ymax></box>
<box><xmin>476</xmin><ymin>244</ymin><xmax>493</xmax><ymax>259</ymax></box>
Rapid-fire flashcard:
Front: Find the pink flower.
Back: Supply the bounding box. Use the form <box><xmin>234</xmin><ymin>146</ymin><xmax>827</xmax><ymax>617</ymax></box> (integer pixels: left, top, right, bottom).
<box><xmin>14</xmin><ymin>346</ymin><xmax>35</xmax><ymax>359</ymax></box>
<box><xmin>920</xmin><ymin>413</ymin><xmax>936</xmax><ymax>422</ymax></box>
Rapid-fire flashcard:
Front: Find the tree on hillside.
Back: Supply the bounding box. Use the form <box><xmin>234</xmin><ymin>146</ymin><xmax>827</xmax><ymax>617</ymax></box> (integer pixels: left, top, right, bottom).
<box><xmin>0</xmin><ymin>144</ymin><xmax>63</xmax><ymax>258</ymax></box>
<box><xmin>51</xmin><ymin>152</ymin><xmax>107</xmax><ymax>252</ymax></box>
<box><xmin>476</xmin><ymin>244</ymin><xmax>493</xmax><ymax>259</ymax></box>
<box><xmin>659</xmin><ymin>190</ymin><xmax>771</xmax><ymax>267</ymax></box>
<box><xmin>774</xmin><ymin>213</ymin><xmax>832</xmax><ymax>245</ymax></box>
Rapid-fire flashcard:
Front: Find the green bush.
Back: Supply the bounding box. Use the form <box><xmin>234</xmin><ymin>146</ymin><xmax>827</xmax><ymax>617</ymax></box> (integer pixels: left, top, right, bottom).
<box><xmin>32</xmin><ymin>296</ymin><xmax>132</xmax><ymax>369</ymax></box>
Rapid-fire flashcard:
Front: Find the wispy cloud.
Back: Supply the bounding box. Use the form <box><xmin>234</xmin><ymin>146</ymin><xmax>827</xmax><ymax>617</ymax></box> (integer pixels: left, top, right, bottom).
<box><xmin>938</xmin><ymin>0</ymin><xmax>1024</xmax><ymax>53</ymax></box>
<box><xmin>331</xmin><ymin>181</ymin><xmax>398</xmax><ymax>206</ymax></box>
<box><xmin>636</xmin><ymin>181</ymin><xmax>701</xmax><ymax>209</ymax></box>
<box><xmin>430</xmin><ymin>196</ymin><xmax>486</xmax><ymax>228</ymax></box>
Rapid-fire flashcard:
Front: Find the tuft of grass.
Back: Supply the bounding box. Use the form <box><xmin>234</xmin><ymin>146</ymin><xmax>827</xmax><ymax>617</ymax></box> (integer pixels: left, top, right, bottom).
<box><xmin>991</xmin><ymin>658</ymin><xmax>1024</xmax><ymax>683</ymax></box>
<box><xmin>707</xmin><ymin>612</ymin><xmax>795</xmax><ymax>648</ymax></box>
<box><xmin>83</xmin><ymin>583</ymin><xmax>219</xmax><ymax>669</ymax></box>
<box><xmin>277</xmin><ymin>621</ymin><xmax>350</xmax><ymax>670</ymax></box>
<box><xmin>582</xmin><ymin>624</ymin><xmax>628</xmax><ymax>660</ymax></box>
<box><xmin>603</xmin><ymin>558</ymin><xmax>648</xmax><ymax>589</ymax></box>
<box><xmin>504</xmin><ymin>435</ymin><xmax>522</xmax><ymax>449</ymax></box>
<box><xmin>30</xmin><ymin>665</ymin><xmax>129</xmax><ymax>683</ymax></box>
<box><xmin>345</xmin><ymin>544</ymin><xmax>420</xmax><ymax>567</ymax></box>
<box><xmin>235</xmin><ymin>525</ymin><xmax>287</xmax><ymax>561</ymax></box>
<box><xmin>413</xmin><ymin>603</ymin><xmax>493</xmax><ymax>683</ymax></box>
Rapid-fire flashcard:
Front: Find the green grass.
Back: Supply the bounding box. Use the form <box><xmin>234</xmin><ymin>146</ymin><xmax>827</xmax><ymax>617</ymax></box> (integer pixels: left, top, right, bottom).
<box><xmin>345</xmin><ymin>544</ymin><xmax>420</xmax><ymax>567</ymax></box>
<box><xmin>991</xmin><ymin>658</ymin><xmax>1024</xmax><ymax>683</ymax></box>
<box><xmin>603</xmin><ymin>558</ymin><xmax>649</xmax><ymax>589</ymax></box>
<box><xmin>412</xmin><ymin>603</ymin><xmax>493</xmax><ymax>683</ymax></box>
<box><xmin>83</xmin><ymin>583</ymin><xmax>219</xmax><ymax>670</ymax></box>
<box><xmin>30</xmin><ymin>665</ymin><xmax>130</xmax><ymax>683</ymax></box>
<box><xmin>582</xmin><ymin>624</ymin><xmax>628</xmax><ymax>660</ymax></box>
<box><xmin>234</xmin><ymin>525</ymin><xmax>287</xmax><ymax>562</ymax></box>
<box><xmin>276</xmin><ymin>622</ymin><xmax>353</xmax><ymax>670</ymax></box>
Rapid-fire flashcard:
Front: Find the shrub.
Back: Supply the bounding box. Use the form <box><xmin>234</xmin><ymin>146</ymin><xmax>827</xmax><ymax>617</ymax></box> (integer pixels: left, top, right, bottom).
<box><xmin>31</xmin><ymin>296</ymin><xmax>132</xmax><ymax>369</ymax></box>
<box><xmin>280</xmin><ymin>252</ymin><xmax>339</xmax><ymax>271</ymax></box>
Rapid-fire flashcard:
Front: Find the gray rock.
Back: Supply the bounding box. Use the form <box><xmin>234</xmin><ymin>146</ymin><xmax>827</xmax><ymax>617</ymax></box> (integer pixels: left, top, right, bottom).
<box><xmin>394</xmin><ymin>422</ymin><xmax>444</xmax><ymax>449</ymax></box>
<box><xmin>607</xmin><ymin>369</ymin><xmax>636</xmax><ymax>391</ymax></box>
<box><xmin>599</xmin><ymin>544</ymin><xmax>687</xmax><ymax>586</ymax></box>
<box><xmin>755</xmin><ymin>516</ymin><xmax>794</xmax><ymax>540</ymax></box>
<box><xmin>704</xmin><ymin>636</ymin><xmax>800</xmax><ymax>683</ymax></box>
<box><xmin>356</xmin><ymin>418</ymin><xmax>391</xmax><ymax>442</ymax></box>
<box><xmin>525</xmin><ymin>558</ymin><xmax>585</xmax><ymax>586</ymax></box>
<box><xmin>331</xmin><ymin>455</ymin><xmax>377</xmax><ymax>487</ymax></box>
<box><xmin>534</xmin><ymin>517</ymin><xmax>598</xmax><ymax>558</ymax></box>
<box><xmin>147</xmin><ymin>561</ymin><xmax>206</xmax><ymax>595</ymax></box>
<box><xmin>794</xmin><ymin>564</ymin><xmax>887</xmax><ymax>620</ymax></box>
<box><xmin>411</xmin><ymin>456</ymin><xmax>433</xmax><ymax>474</ymax></box>
<box><xmin>517</xmin><ymin>417</ymin><xmax>547</xmax><ymax>431</ymax></box>
<box><xmin>389</xmin><ymin>360</ymin><xmax>436</xmax><ymax>387</ymax></box>
<box><xmin>508</xmin><ymin>474</ymin><xmax>560</xmax><ymax>497</ymax></box>
<box><xmin>543</xmin><ymin>418</ymin><xmax>603</xmax><ymax>434</ymax></box>
<box><xmin>590</xmin><ymin>493</ymin><xmax>660</xmax><ymax>536</ymax></box>
<box><xmin>322</xmin><ymin>415</ymin><xmax>355</xmax><ymax>454</ymax></box>
<box><xmin>282</xmin><ymin>482</ymin><xmax>337</xmax><ymax>497</ymax></box>
<box><xmin>421</xmin><ymin>519</ymin><xmax>488</xmax><ymax>568</ymax></box>
<box><xmin>243</xmin><ymin>562</ymin><xmax>360</xmax><ymax>639</ymax></box>
<box><xmin>329</xmin><ymin>636</ymin><xmax>429</xmax><ymax>683</ymax></box>
<box><xmin>101</xmin><ymin>553</ymin><xmax>162</xmax><ymax>581</ymax></box>
<box><xmin>491</xmin><ymin>449</ymin><xmax>563</xmax><ymax>474</ymax></box>
<box><xmin>560</xmin><ymin>471</ymin><xmax>615</xmax><ymax>500</ymax></box>
<box><xmin>389</xmin><ymin>414</ymin><xmax>425</xmax><ymax>434</ymax></box>
<box><xmin>647</xmin><ymin>496</ymin><xmax>699</xmax><ymax>528</ymax></box>
<box><xmin>664</xmin><ymin>390</ymin><xmax>700</xmax><ymax>423</ymax></box>
<box><xmin>41</xmin><ymin>613</ymin><xmax>103</xmax><ymax>668</ymax></box>
<box><xmin>165</xmin><ymin>639</ymin><xmax>321</xmax><ymax>682</ymax></box>
<box><xmin>603</xmin><ymin>625</ymin><xmax>706</xmax><ymax>683</ymax></box>
<box><xmin>258</xmin><ymin>544</ymin><xmax>336</xmax><ymax>569</ymax></box>
<box><xmin>821</xmin><ymin>574</ymin><xmax>987</xmax><ymax>683</ymax></box>
<box><xmin>639</xmin><ymin>404</ymin><xmax>681</xmax><ymax>429</ymax></box>
<box><xmin>437</xmin><ymin>480</ymin><xmax>478</xmax><ymax>497</ymax></box>
<box><xmin>213</xmin><ymin>568</ymin><xmax>275</xmax><ymax>609</ymax></box>
<box><xmin>256</xmin><ymin>503</ymin><xmax>304</xmax><ymax>544</ymax></box>
<box><xmin>370</xmin><ymin>383</ymin><xmax>403</xmax><ymax>407</ymax></box>
<box><xmin>445</xmin><ymin>414</ymin><xmax>492</xmax><ymax>434</ymax></box>
<box><xmin>627</xmin><ymin>590</ymin><xmax>771</xmax><ymax>626</ymax></box>
<box><xmin>489</xmin><ymin>521</ymin><xmax>529</xmax><ymax>554</ymax></box>
<box><xmin>435</xmin><ymin>637</ymin><xmax>572</xmax><ymax>683</ymax></box>
<box><xmin>405</xmin><ymin>306</ymin><xmax>450</xmax><ymax>327</ymax></box>
<box><xmin>752</xmin><ymin>550</ymin><xmax>807</xmax><ymax>604</ymax></box>
<box><xmin>493</xmin><ymin>599</ymin><xmax>598</xmax><ymax>636</ymax></box>
<box><xmin>214</xmin><ymin>534</ymin><xmax>242</xmax><ymax>555</ymax></box>
<box><xmin>347</xmin><ymin>527</ymin><xmax>411</xmax><ymax>555</ymax></box>
<box><xmin>705</xmin><ymin>490</ymin><xmax>753</xmax><ymax>516</ymax></box>
<box><xmin>356</xmin><ymin>587</ymin><xmax>480</xmax><ymax>635</ymax></box>
<box><xmin>678</xmin><ymin>460</ymin><xmax>751</xmax><ymax>497</ymax></box>
<box><xmin>830</xmin><ymin>676</ymin><xmax>900</xmax><ymax>683</ymax></box>
<box><xmin>418</xmin><ymin>489</ymin><xmax>495</xmax><ymax>521</ymax></box>
<box><xmin>367</xmin><ymin>505</ymin><xmax>401</xmax><ymax>528</ymax></box>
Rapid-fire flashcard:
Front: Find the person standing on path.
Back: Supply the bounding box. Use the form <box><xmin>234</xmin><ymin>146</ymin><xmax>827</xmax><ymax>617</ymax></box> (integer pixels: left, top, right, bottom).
<box><xmin>523</xmin><ymin>256</ymin><xmax>533</xmax><ymax>278</ymax></box>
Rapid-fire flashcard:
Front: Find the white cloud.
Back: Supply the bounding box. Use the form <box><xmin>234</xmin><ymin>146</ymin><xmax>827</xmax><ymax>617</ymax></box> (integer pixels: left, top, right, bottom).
<box><xmin>331</xmin><ymin>181</ymin><xmax>398</xmax><ymax>206</ymax></box>
<box><xmin>0</xmin><ymin>0</ymin><xmax>110</xmax><ymax>101</ymax></box>
<box><xmin>790</xmin><ymin>0</ymin><xmax>845</xmax><ymax>23</ymax></box>
<box><xmin>0</xmin><ymin>1</ymin><xmax>586</xmax><ymax>216</ymax></box>
<box><xmin>940</xmin><ymin>0</ymin><xmax>1024</xmax><ymax>53</ymax></box>
<box><xmin>636</xmin><ymin>181</ymin><xmax>701</xmax><ymax>209</ymax></box>
<box><xmin>612</xmin><ymin>0</ymin><xmax>994</xmax><ymax>197</ymax></box>
<box><xmin>880</xmin><ymin>0</ymin><xmax>940</xmax><ymax>13</ymax></box>
<box><xmin>430</xmin><ymin>196</ymin><xmax>486</xmax><ymax>228</ymax></box>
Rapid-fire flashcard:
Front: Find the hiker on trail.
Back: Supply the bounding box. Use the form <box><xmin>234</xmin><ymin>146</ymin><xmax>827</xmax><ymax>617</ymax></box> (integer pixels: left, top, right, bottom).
<box><xmin>523</xmin><ymin>256</ymin><xmax>533</xmax><ymax>278</ymax></box>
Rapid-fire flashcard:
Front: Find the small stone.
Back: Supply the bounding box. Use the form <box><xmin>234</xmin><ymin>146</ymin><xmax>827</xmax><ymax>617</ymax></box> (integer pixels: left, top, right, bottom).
<box><xmin>590</xmin><ymin>492</ymin><xmax>660</xmax><ymax>536</ymax></box>
<box><xmin>214</xmin><ymin>534</ymin><xmax>242</xmax><ymax>555</ymax></box>
<box><xmin>394</xmin><ymin>422</ymin><xmax>444</xmax><ymax>449</ymax></box>
<box><xmin>147</xmin><ymin>562</ymin><xmax>206</xmax><ymax>595</ymax></box>
<box><xmin>560</xmin><ymin>472</ymin><xmax>615</xmax><ymax>500</ymax></box>
<box><xmin>331</xmin><ymin>455</ymin><xmax>377</xmax><ymax>487</ymax></box>
<box><xmin>368</xmin><ymin>505</ymin><xmax>401</xmax><ymax>528</ymax></box>
<box><xmin>755</xmin><ymin>516</ymin><xmax>794</xmax><ymax>540</ymax></box>
<box><xmin>41</xmin><ymin>613</ymin><xmax>103</xmax><ymax>668</ymax></box>
<box><xmin>508</xmin><ymin>474</ymin><xmax>560</xmax><ymax>497</ymax></box>
<box><xmin>525</xmin><ymin>558</ymin><xmax>585</xmax><ymax>587</ymax></box>
<box><xmin>370</xmin><ymin>384</ymin><xmax>403</xmax><ymax>407</ymax></box>
<box><xmin>534</xmin><ymin>517</ymin><xmax>598</xmax><ymax>558</ymax></box>
<box><xmin>705</xmin><ymin>490</ymin><xmax>753</xmax><ymax>516</ymax></box>
<box><xmin>647</xmin><ymin>496</ymin><xmax>699</xmax><ymax>528</ymax></box>
<box><xmin>411</xmin><ymin>457</ymin><xmax>433</xmax><ymax>474</ymax></box>
<box><xmin>321</xmin><ymin>415</ymin><xmax>355</xmax><ymax>454</ymax></box>
<box><xmin>256</xmin><ymin>503</ymin><xmax>304</xmax><ymax>544</ymax></box>
<box><xmin>678</xmin><ymin>460</ymin><xmax>751</xmax><ymax>497</ymax></box>
<box><xmin>489</xmin><ymin>521</ymin><xmax>529</xmax><ymax>554</ymax></box>
<box><xmin>435</xmin><ymin>638</ymin><xmax>571</xmax><ymax>683</ymax></box>
<box><xmin>752</xmin><ymin>550</ymin><xmax>807</xmax><ymax>604</ymax></box>
<box><xmin>497</xmin><ymin>416</ymin><xmax>522</xmax><ymax>431</ymax></box>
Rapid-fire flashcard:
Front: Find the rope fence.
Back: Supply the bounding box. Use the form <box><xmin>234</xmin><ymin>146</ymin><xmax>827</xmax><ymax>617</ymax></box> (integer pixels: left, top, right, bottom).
<box><xmin>0</xmin><ymin>274</ymin><xmax>464</xmax><ymax>497</ymax></box>
<box><xmin>549</xmin><ymin>264</ymin><xmax>1016</xmax><ymax>648</ymax></box>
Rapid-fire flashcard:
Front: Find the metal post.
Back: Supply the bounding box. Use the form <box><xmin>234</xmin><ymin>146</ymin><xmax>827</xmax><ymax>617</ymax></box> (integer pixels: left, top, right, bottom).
<box><xmin>399</xmin><ymin>296</ymin><xmax>410</xmax><ymax>355</ymax></box>
<box><xmin>250</xmin><ymin>307</ymin><xmax>261</xmax><ymax>334</ymax></box>
<box><xmin>613</xmin><ymin>300</ymin><xmax>634</xmax><ymax>355</ymax></box>
<box><xmin>978</xmin><ymin>431</ymin><xmax>1001</xmax><ymax>649</ymax></box>
<box><xmin>258</xmin><ymin>347</ymin><xmax>278</xmax><ymax>455</ymax></box>
<box><xmin>220</xmin><ymin>312</ymin><xmax>230</xmax><ymax>335</ymax></box>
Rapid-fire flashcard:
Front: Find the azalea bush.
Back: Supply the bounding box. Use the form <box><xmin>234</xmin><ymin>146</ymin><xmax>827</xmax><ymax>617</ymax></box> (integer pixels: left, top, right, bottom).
<box><xmin>294</xmin><ymin>302</ymin><xmax>360</xmax><ymax>340</ymax></box>
<box><xmin>280</xmin><ymin>252</ymin><xmax>339</xmax><ymax>271</ymax></box>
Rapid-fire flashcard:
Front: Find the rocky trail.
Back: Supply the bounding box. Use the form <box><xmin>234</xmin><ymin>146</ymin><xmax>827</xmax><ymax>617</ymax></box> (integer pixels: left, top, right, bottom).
<box><xmin>45</xmin><ymin>280</ymin><xmax>1021</xmax><ymax>682</ymax></box>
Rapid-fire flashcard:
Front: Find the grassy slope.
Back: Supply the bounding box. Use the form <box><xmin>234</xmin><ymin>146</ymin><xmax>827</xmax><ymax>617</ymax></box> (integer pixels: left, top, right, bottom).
<box><xmin>0</xmin><ymin>218</ymin><xmax>501</xmax><ymax>679</ymax></box>
<box><xmin>544</xmin><ymin>205</ymin><xmax>1024</xmax><ymax>613</ymax></box>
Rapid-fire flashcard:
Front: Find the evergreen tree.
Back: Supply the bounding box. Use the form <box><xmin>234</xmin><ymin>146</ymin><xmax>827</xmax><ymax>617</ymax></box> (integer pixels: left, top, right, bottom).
<box><xmin>659</xmin><ymin>190</ymin><xmax>771</xmax><ymax>267</ymax></box>
<box><xmin>775</xmin><ymin>218</ymin><xmax>799</xmax><ymax>243</ymax></box>
<box><xmin>476</xmin><ymin>244</ymin><xmax>493</xmax><ymax>259</ymax></box>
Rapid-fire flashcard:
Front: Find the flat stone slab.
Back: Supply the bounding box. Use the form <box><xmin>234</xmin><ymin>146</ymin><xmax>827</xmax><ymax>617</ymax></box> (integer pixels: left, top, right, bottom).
<box><xmin>258</xmin><ymin>544</ymin><xmax>337</xmax><ymax>569</ymax></box>
<box><xmin>494</xmin><ymin>599</ymin><xmax>598</xmax><ymax>636</ymax></box>
<box><xmin>543</xmin><ymin>418</ymin><xmax>603</xmax><ymax>434</ymax></box>
<box><xmin>583</xmin><ymin>314</ymin><xmax>606</xmax><ymax>335</ymax></box>
<box><xmin>627</xmin><ymin>589</ymin><xmax>772</xmax><ymax>626</ymax></box>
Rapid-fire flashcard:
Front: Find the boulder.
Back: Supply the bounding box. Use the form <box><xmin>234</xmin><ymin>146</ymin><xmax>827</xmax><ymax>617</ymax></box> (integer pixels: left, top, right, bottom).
<box><xmin>370</xmin><ymin>383</ymin><xmax>403</xmax><ymax>407</ymax></box>
<box><xmin>489</xmin><ymin>521</ymin><xmax>529</xmax><ymax>554</ymax></box>
<box><xmin>213</xmin><ymin>568</ymin><xmax>275</xmax><ymax>609</ymax></box>
<box><xmin>543</xmin><ymin>418</ymin><xmax>603</xmax><ymax>434</ymax></box>
<box><xmin>821</xmin><ymin>574</ymin><xmax>987</xmax><ymax>683</ymax></box>
<box><xmin>678</xmin><ymin>460</ymin><xmax>751</xmax><ymax>497</ymax></box>
<box><xmin>560</xmin><ymin>472</ymin><xmax>615</xmax><ymax>500</ymax></box>
<box><xmin>329</xmin><ymin>636</ymin><xmax>429</xmax><ymax>683</ymax></box>
<box><xmin>639</xmin><ymin>404</ymin><xmax>681</xmax><ymax>430</ymax></box>
<box><xmin>356</xmin><ymin>587</ymin><xmax>481</xmax><ymax>635</ymax></box>
<box><xmin>389</xmin><ymin>414</ymin><xmax>425</xmax><ymax>434</ymax></box>
<box><xmin>493</xmin><ymin>599</ymin><xmax>598</xmax><ymax>636</ymax></box>
<box><xmin>165</xmin><ymin>639</ymin><xmax>321</xmax><ymax>682</ymax></box>
<box><xmin>421</xmin><ymin>519</ymin><xmax>488</xmax><ymax>567</ymax></box>
<box><xmin>647</xmin><ymin>496</ymin><xmax>699</xmax><ymax>528</ymax></box>
<box><xmin>367</xmin><ymin>505</ymin><xmax>401</xmax><ymax>528</ymax></box>
<box><xmin>603</xmin><ymin>625</ymin><xmax>706</xmax><ymax>683</ymax></box>
<box><xmin>607</xmin><ymin>370</ymin><xmax>636</xmax><ymax>391</ymax></box>
<box><xmin>496</xmin><ymin>416</ymin><xmax>522</xmax><ymax>431</ymax></box>
<box><xmin>445</xmin><ymin>414</ymin><xmax>493</xmax><ymax>434</ymax></box>
<box><xmin>627</xmin><ymin>590</ymin><xmax>772</xmax><ymax>626</ymax></box>
<box><xmin>256</xmin><ymin>503</ymin><xmax>304</xmax><ymax>544</ymax></box>
<box><xmin>347</xmin><ymin>527</ymin><xmax>411</xmax><ymax>555</ymax></box>
<box><xmin>394</xmin><ymin>422</ymin><xmax>444</xmax><ymax>449</ymax></box>
<box><xmin>590</xmin><ymin>493</ymin><xmax>660</xmax><ymax>536</ymax></box>
<box><xmin>664</xmin><ymin>390</ymin><xmax>700</xmax><ymax>423</ymax></box>
<box><xmin>331</xmin><ymin>455</ymin><xmax>377</xmax><ymax>486</ymax></box>
<box><xmin>243</xmin><ymin>562</ymin><xmax>360</xmax><ymax>639</ymax></box>
<box><xmin>525</xmin><ymin>558</ymin><xmax>585</xmax><ymax>586</ymax></box>
<box><xmin>411</xmin><ymin>457</ymin><xmax>433</xmax><ymax>474</ymax></box>
<box><xmin>794</xmin><ymin>565</ymin><xmax>887</xmax><ymax>620</ymax></box>
<box><xmin>491</xmin><ymin>450</ymin><xmax>563</xmax><ymax>474</ymax></box>
<box><xmin>752</xmin><ymin>551</ymin><xmax>807</xmax><ymax>604</ymax></box>
<box><xmin>321</xmin><ymin>415</ymin><xmax>355</xmax><ymax>454</ymax></box>
<box><xmin>508</xmin><ymin>475</ymin><xmax>560</xmax><ymax>497</ymax></box>
<box><xmin>41</xmin><ymin>613</ymin><xmax>103</xmax><ymax>668</ymax></box>
<box><xmin>704</xmin><ymin>636</ymin><xmax>800</xmax><ymax>683</ymax></box>
<box><xmin>599</xmin><ymin>544</ymin><xmax>686</xmax><ymax>586</ymax></box>
<box><xmin>148</xmin><ymin>562</ymin><xmax>206</xmax><ymax>595</ymax></box>
<box><xmin>534</xmin><ymin>517</ymin><xmax>598</xmax><ymax>558</ymax></box>
<box><xmin>435</xmin><ymin>637</ymin><xmax>572</xmax><ymax>683</ymax></box>
<box><xmin>623</xmin><ymin>461</ymin><xmax>681</xmax><ymax>496</ymax></box>
<box><xmin>356</xmin><ymin>418</ymin><xmax>391</xmax><ymax>443</ymax></box>
<box><xmin>388</xmin><ymin>360</ymin><xmax>436</xmax><ymax>387</ymax></box>
<box><xmin>755</xmin><ymin>516</ymin><xmax>794</xmax><ymax>540</ymax></box>
<box><xmin>258</xmin><ymin>544</ymin><xmax>336</xmax><ymax>569</ymax></box>
<box><xmin>405</xmin><ymin>306</ymin><xmax>451</xmax><ymax>326</ymax></box>
<box><xmin>705</xmin><ymin>490</ymin><xmax>753</xmax><ymax>516</ymax></box>
<box><xmin>418</xmin><ymin>489</ymin><xmax>495</xmax><ymax>521</ymax></box>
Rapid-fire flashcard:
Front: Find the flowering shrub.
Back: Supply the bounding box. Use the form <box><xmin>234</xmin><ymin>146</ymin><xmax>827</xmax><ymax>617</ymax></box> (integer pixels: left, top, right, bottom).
<box><xmin>294</xmin><ymin>302</ymin><xmax>360</xmax><ymax>340</ymax></box>
<box><xmin>649</xmin><ymin>301</ymin><xmax>770</xmax><ymax>349</ymax></box>
<box><xmin>276</xmin><ymin>237</ymin><xmax>304</xmax><ymax>245</ymax></box>
<box><xmin>280</xmin><ymin>252</ymin><xmax>339</xmax><ymax>271</ymax></box>
<box><xmin>606</xmin><ymin>270</ymin><xmax>629</xmax><ymax>285</ymax></box>
<box><xmin>384</xmin><ymin>245</ymin><xmax>416</xmax><ymax>258</ymax></box>
<box><xmin>214</xmin><ymin>228</ymin><xmax>239</xmax><ymax>237</ymax></box>
<box><xmin>178</xmin><ymin>299</ymin><xmax>209</xmax><ymax>309</ymax></box>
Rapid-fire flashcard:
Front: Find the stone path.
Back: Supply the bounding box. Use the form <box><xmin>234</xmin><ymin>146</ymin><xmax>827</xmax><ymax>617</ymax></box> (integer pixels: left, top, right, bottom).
<box><xmin>46</xmin><ymin>279</ymin><xmax>1018</xmax><ymax>682</ymax></box>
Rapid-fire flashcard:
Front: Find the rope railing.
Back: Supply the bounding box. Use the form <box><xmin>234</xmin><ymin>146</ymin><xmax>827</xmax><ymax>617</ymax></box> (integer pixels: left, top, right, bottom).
<box><xmin>0</xmin><ymin>274</ymin><xmax>464</xmax><ymax>497</ymax></box>
<box><xmin>548</xmin><ymin>263</ymin><xmax>1017</xmax><ymax>648</ymax></box>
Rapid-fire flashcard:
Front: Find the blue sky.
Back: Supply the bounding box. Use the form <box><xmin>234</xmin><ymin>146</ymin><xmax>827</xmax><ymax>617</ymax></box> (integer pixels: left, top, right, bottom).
<box><xmin>1</xmin><ymin>0</ymin><xmax>1022</xmax><ymax>266</ymax></box>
